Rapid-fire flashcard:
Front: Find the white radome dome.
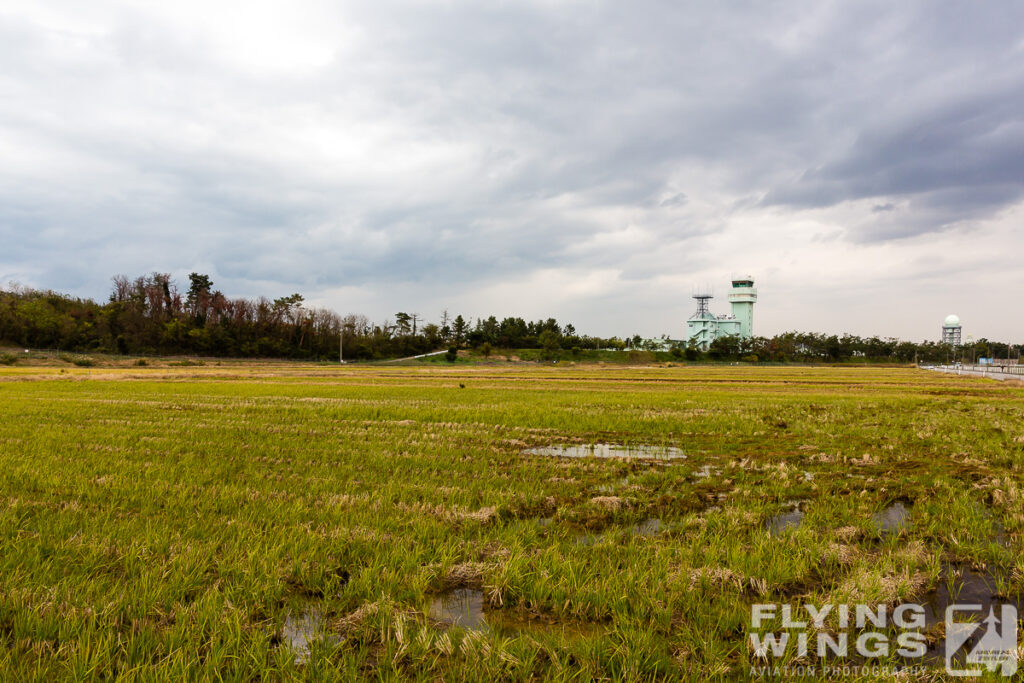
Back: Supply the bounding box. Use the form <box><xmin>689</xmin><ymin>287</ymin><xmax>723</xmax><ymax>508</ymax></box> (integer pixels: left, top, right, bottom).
<box><xmin>944</xmin><ymin>314</ymin><xmax>961</xmax><ymax>327</ymax></box>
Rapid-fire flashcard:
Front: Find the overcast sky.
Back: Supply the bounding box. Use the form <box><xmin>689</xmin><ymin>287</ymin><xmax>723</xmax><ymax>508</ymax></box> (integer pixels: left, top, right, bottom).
<box><xmin>2</xmin><ymin>1</ymin><xmax>1022</xmax><ymax>341</ymax></box>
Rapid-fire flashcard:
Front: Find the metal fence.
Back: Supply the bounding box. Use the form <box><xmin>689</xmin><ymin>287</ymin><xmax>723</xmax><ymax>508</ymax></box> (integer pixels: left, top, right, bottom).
<box><xmin>931</xmin><ymin>363</ymin><xmax>1024</xmax><ymax>378</ymax></box>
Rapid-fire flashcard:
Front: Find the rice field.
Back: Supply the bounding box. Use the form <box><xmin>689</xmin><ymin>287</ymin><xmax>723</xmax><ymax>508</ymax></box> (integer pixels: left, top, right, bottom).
<box><xmin>0</xmin><ymin>362</ymin><xmax>1022</xmax><ymax>681</ymax></box>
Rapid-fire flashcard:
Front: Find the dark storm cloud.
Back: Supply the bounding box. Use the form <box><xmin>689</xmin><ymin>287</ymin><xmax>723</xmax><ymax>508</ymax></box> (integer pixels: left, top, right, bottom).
<box><xmin>767</xmin><ymin>88</ymin><xmax>1024</xmax><ymax>229</ymax></box>
<box><xmin>1</xmin><ymin>0</ymin><xmax>1022</xmax><ymax>337</ymax></box>
<box><xmin>760</xmin><ymin>3</ymin><xmax>1024</xmax><ymax>239</ymax></box>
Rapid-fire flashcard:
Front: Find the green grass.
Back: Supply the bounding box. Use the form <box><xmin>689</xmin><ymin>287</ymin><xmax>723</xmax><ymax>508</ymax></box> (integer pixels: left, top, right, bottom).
<box><xmin>0</xmin><ymin>363</ymin><xmax>1021</xmax><ymax>680</ymax></box>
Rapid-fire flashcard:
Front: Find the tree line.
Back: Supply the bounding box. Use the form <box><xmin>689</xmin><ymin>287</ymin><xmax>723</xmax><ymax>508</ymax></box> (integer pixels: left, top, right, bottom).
<box><xmin>0</xmin><ymin>274</ymin><xmax>619</xmax><ymax>360</ymax></box>
<box><xmin>680</xmin><ymin>331</ymin><xmax>1019</xmax><ymax>364</ymax></box>
<box><xmin>0</xmin><ymin>274</ymin><xmax>1017</xmax><ymax>363</ymax></box>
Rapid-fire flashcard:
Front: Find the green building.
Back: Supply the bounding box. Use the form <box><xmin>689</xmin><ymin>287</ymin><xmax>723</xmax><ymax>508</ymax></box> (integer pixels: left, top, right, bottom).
<box><xmin>686</xmin><ymin>277</ymin><xmax>757</xmax><ymax>350</ymax></box>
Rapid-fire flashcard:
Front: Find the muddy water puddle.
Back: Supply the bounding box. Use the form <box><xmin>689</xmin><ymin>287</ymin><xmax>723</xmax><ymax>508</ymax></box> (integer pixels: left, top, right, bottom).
<box><xmin>767</xmin><ymin>509</ymin><xmax>804</xmax><ymax>535</ymax></box>
<box><xmin>526</xmin><ymin>443</ymin><xmax>685</xmax><ymax>460</ymax></box>
<box><xmin>922</xmin><ymin>564</ymin><xmax>1020</xmax><ymax>625</ymax></box>
<box><xmin>280</xmin><ymin>608</ymin><xmax>340</xmax><ymax>663</ymax></box>
<box><xmin>597</xmin><ymin>476</ymin><xmax>640</xmax><ymax>494</ymax></box>
<box><xmin>429</xmin><ymin>588</ymin><xmax>488</xmax><ymax>629</ymax></box>
<box><xmin>873</xmin><ymin>500</ymin><xmax>912</xmax><ymax>535</ymax></box>
<box><xmin>429</xmin><ymin>588</ymin><xmax>604</xmax><ymax>638</ymax></box>
<box><xmin>915</xmin><ymin>563</ymin><xmax>1021</xmax><ymax>668</ymax></box>
<box><xmin>632</xmin><ymin>518</ymin><xmax>662</xmax><ymax>536</ymax></box>
<box><xmin>992</xmin><ymin>518</ymin><xmax>1009</xmax><ymax>547</ymax></box>
<box><xmin>976</xmin><ymin>504</ymin><xmax>1010</xmax><ymax>547</ymax></box>
<box><xmin>693</xmin><ymin>464</ymin><xmax>717</xmax><ymax>479</ymax></box>
<box><xmin>574</xmin><ymin>518</ymin><xmax>663</xmax><ymax>544</ymax></box>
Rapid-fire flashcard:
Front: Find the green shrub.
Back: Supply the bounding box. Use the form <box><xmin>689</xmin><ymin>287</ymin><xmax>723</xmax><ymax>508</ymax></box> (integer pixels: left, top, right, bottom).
<box><xmin>445</xmin><ymin>347</ymin><xmax>458</xmax><ymax>362</ymax></box>
<box><xmin>59</xmin><ymin>353</ymin><xmax>95</xmax><ymax>367</ymax></box>
<box><xmin>0</xmin><ymin>353</ymin><xmax>17</xmax><ymax>366</ymax></box>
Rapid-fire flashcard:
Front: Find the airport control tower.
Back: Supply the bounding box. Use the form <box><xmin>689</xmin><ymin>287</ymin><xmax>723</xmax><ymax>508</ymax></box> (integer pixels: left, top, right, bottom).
<box><xmin>686</xmin><ymin>276</ymin><xmax>757</xmax><ymax>350</ymax></box>
<box><xmin>727</xmin><ymin>276</ymin><xmax>757</xmax><ymax>339</ymax></box>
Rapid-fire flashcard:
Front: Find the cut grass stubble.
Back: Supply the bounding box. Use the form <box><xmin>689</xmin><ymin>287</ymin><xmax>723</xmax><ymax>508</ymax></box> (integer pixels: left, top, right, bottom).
<box><xmin>0</xmin><ymin>363</ymin><xmax>1021</xmax><ymax>680</ymax></box>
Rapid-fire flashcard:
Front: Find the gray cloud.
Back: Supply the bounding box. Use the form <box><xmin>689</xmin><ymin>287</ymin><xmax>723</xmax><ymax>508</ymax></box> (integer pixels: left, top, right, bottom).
<box><xmin>1</xmin><ymin>1</ymin><xmax>1022</xmax><ymax>339</ymax></box>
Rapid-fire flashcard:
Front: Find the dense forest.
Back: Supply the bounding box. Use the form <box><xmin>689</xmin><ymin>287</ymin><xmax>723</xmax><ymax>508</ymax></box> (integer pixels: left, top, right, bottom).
<box><xmin>0</xmin><ymin>274</ymin><xmax>1018</xmax><ymax>363</ymax></box>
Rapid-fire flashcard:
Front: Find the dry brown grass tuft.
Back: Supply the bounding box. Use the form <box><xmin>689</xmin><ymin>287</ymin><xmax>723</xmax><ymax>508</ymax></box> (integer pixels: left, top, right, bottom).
<box><xmin>477</xmin><ymin>542</ymin><xmax>511</xmax><ymax>562</ymax></box>
<box><xmin>426</xmin><ymin>561</ymin><xmax>492</xmax><ymax>590</ymax></box>
<box><xmin>685</xmin><ymin>566</ymin><xmax>747</xmax><ymax>591</ymax></box>
<box><xmin>838</xmin><ymin>567</ymin><xmax>930</xmax><ymax>604</ymax></box>
<box><xmin>590</xmin><ymin>496</ymin><xmax>624</xmax><ymax>511</ymax></box>
<box><xmin>338</xmin><ymin>600</ymin><xmax>382</xmax><ymax>630</ymax></box>
<box><xmin>824</xmin><ymin>543</ymin><xmax>861</xmax><ymax>566</ymax></box>
<box><xmin>397</xmin><ymin>502</ymin><xmax>498</xmax><ymax>525</ymax></box>
<box><xmin>460</xmin><ymin>506</ymin><xmax>498</xmax><ymax>523</ymax></box>
<box><xmin>446</xmin><ymin>562</ymin><xmax>489</xmax><ymax>588</ymax></box>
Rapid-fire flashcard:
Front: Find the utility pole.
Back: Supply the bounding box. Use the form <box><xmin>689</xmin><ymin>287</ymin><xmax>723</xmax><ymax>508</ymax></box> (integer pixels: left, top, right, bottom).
<box><xmin>339</xmin><ymin>327</ymin><xmax>345</xmax><ymax>364</ymax></box>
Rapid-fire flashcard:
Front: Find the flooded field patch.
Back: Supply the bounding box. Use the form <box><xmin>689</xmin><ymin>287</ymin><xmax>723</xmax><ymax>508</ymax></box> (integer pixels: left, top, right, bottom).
<box><xmin>526</xmin><ymin>443</ymin><xmax>685</xmax><ymax>460</ymax></box>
